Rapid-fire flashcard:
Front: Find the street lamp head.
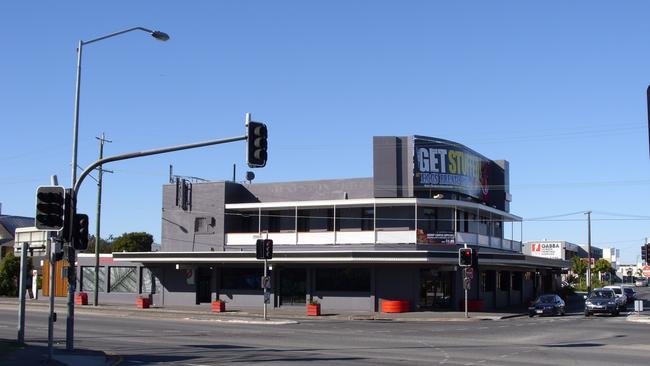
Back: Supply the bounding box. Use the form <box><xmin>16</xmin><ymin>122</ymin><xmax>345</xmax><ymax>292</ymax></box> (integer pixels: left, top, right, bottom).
<box><xmin>151</xmin><ymin>30</ymin><xmax>170</xmax><ymax>41</ymax></box>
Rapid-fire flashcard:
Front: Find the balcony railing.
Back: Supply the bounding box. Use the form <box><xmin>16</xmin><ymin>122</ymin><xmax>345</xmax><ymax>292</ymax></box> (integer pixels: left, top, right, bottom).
<box><xmin>225</xmin><ymin>230</ymin><xmax>521</xmax><ymax>252</ymax></box>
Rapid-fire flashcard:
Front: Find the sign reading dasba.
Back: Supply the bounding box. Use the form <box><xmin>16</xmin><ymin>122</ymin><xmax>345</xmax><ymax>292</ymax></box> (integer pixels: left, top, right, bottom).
<box><xmin>530</xmin><ymin>242</ymin><xmax>563</xmax><ymax>259</ymax></box>
<box><xmin>415</xmin><ymin>145</ymin><xmax>490</xmax><ymax>201</ymax></box>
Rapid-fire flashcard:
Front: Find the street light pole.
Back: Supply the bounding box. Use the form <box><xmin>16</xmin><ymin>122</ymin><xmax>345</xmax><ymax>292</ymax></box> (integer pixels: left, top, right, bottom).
<box><xmin>67</xmin><ymin>27</ymin><xmax>169</xmax><ymax>351</ymax></box>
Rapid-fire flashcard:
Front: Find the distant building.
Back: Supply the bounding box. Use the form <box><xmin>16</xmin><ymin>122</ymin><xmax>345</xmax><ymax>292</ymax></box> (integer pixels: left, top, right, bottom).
<box><xmin>0</xmin><ymin>207</ymin><xmax>34</xmax><ymax>259</ymax></box>
<box><xmin>578</xmin><ymin>245</ymin><xmax>603</xmax><ymax>260</ymax></box>
<box><xmin>601</xmin><ymin>248</ymin><xmax>620</xmax><ymax>270</ymax></box>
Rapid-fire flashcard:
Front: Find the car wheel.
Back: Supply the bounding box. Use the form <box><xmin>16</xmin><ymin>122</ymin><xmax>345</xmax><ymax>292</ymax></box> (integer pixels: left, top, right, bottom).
<box><xmin>529</xmin><ymin>313</ymin><xmax>534</xmax><ymax>318</ymax></box>
<box><xmin>584</xmin><ymin>310</ymin><xmax>590</xmax><ymax>317</ymax></box>
<box><xmin>561</xmin><ymin>309</ymin><xmax>565</xmax><ymax>316</ymax></box>
<box><xmin>612</xmin><ymin>310</ymin><xmax>619</xmax><ymax>317</ymax></box>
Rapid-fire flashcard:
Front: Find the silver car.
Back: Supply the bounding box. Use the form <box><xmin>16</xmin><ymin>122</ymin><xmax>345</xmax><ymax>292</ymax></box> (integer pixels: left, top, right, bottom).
<box><xmin>584</xmin><ymin>288</ymin><xmax>619</xmax><ymax>317</ymax></box>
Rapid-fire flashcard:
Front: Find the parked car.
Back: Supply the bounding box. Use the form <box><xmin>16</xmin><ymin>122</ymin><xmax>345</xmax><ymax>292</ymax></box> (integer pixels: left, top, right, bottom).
<box><xmin>602</xmin><ymin>285</ymin><xmax>628</xmax><ymax>311</ymax></box>
<box><xmin>635</xmin><ymin>277</ymin><xmax>648</xmax><ymax>287</ymax></box>
<box><xmin>623</xmin><ymin>287</ymin><xmax>636</xmax><ymax>304</ymax></box>
<box><xmin>528</xmin><ymin>294</ymin><xmax>565</xmax><ymax>317</ymax></box>
<box><xmin>584</xmin><ymin>288</ymin><xmax>619</xmax><ymax>316</ymax></box>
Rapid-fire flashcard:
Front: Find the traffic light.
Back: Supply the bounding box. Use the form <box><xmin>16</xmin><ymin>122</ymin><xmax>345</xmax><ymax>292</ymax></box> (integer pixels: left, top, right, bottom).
<box><xmin>263</xmin><ymin>239</ymin><xmax>273</xmax><ymax>260</ymax></box>
<box><xmin>72</xmin><ymin>213</ymin><xmax>89</xmax><ymax>250</ymax></box>
<box><xmin>247</xmin><ymin>121</ymin><xmax>268</xmax><ymax>168</ymax></box>
<box><xmin>35</xmin><ymin>186</ymin><xmax>66</xmax><ymax>231</ymax></box>
<box><xmin>643</xmin><ymin>243</ymin><xmax>649</xmax><ymax>264</ymax></box>
<box><xmin>256</xmin><ymin>239</ymin><xmax>265</xmax><ymax>259</ymax></box>
<box><xmin>255</xmin><ymin>239</ymin><xmax>273</xmax><ymax>259</ymax></box>
<box><xmin>459</xmin><ymin>248</ymin><xmax>472</xmax><ymax>267</ymax></box>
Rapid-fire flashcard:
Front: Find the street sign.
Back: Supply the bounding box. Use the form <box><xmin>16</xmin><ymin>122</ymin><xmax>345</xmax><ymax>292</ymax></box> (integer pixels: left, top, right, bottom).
<box><xmin>465</xmin><ymin>267</ymin><xmax>474</xmax><ymax>280</ymax></box>
<box><xmin>14</xmin><ymin>228</ymin><xmax>48</xmax><ymax>257</ymax></box>
<box><xmin>463</xmin><ymin>277</ymin><xmax>471</xmax><ymax>290</ymax></box>
<box><xmin>261</xmin><ymin>275</ymin><xmax>271</xmax><ymax>289</ymax></box>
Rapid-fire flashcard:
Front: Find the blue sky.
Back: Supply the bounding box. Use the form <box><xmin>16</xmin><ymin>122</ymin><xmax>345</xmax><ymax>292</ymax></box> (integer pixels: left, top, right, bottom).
<box><xmin>2</xmin><ymin>1</ymin><xmax>649</xmax><ymax>263</ymax></box>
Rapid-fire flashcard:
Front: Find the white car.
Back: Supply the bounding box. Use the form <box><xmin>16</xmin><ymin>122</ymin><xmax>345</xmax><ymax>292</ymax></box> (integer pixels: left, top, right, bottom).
<box><xmin>635</xmin><ymin>277</ymin><xmax>648</xmax><ymax>287</ymax></box>
<box><xmin>602</xmin><ymin>285</ymin><xmax>628</xmax><ymax>310</ymax></box>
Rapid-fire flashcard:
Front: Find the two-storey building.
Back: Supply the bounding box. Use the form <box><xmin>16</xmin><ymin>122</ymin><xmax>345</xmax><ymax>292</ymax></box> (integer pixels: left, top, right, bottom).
<box><xmin>76</xmin><ymin>135</ymin><xmax>568</xmax><ymax>311</ymax></box>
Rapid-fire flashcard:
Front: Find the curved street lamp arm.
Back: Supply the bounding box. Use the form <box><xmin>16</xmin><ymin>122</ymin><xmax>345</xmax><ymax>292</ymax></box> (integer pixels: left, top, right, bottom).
<box><xmin>82</xmin><ymin>27</ymin><xmax>163</xmax><ymax>45</ymax></box>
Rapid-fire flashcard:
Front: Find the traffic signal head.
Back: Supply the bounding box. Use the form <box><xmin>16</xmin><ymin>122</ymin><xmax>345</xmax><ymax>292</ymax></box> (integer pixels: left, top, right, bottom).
<box><xmin>256</xmin><ymin>239</ymin><xmax>265</xmax><ymax>259</ymax></box>
<box><xmin>247</xmin><ymin>121</ymin><xmax>268</xmax><ymax>168</ymax></box>
<box><xmin>459</xmin><ymin>248</ymin><xmax>472</xmax><ymax>267</ymax></box>
<box><xmin>73</xmin><ymin>213</ymin><xmax>89</xmax><ymax>250</ymax></box>
<box><xmin>255</xmin><ymin>238</ymin><xmax>273</xmax><ymax>259</ymax></box>
<box><xmin>263</xmin><ymin>239</ymin><xmax>273</xmax><ymax>260</ymax></box>
<box><xmin>35</xmin><ymin>186</ymin><xmax>66</xmax><ymax>231</ymax></box>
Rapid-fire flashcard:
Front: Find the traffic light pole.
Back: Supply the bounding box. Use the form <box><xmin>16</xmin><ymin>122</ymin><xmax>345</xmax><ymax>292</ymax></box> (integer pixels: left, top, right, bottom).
<box><xmin>263</xmin><ymin>258</ymin><xmax>268</xmax><ymax>321</ymax></box>
<box><xmin>17</xmin><ymin>242</ymin><xmax>28</xmax><ymax>345</ymax></box>
<box><xmin>65</xmin><ymin>133</ymin><xmax>248</xmax><ymax>350</ymax></box>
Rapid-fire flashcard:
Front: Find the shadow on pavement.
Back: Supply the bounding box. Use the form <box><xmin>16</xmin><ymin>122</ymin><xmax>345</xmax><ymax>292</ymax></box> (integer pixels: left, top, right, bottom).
<box><xmin>544</xmin><ymin>343</ymin><xmax>604</xmax><ymax>348</ymax></box>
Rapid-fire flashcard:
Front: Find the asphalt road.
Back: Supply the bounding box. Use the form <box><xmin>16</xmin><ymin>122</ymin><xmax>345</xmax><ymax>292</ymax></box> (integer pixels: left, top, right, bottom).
<box><xmin>1</xmin><ymin>287</ymin><xmax>649</xmax><ymax>366</ymax></box>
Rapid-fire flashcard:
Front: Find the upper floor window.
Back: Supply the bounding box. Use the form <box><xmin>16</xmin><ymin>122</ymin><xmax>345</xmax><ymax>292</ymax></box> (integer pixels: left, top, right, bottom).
<box><xmin>337</xmin><ymin>207</ymin><xmax>374</xmax><ymax>231</ymax></box>
<box><xmin>298</xmin><ymin>208</ymin><xmax>334</xmax><ymax>232</ymax></box>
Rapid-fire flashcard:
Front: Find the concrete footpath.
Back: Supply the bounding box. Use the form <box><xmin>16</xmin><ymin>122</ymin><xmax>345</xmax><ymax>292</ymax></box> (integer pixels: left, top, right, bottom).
<box><xmin>0</xmin><ymin>297</ymin><xmax>531</xmax><ymax>366</ymax></box>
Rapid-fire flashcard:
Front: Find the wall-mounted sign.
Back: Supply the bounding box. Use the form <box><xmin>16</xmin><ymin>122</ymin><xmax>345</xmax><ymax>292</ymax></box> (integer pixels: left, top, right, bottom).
<box><xmin>417</xmin><ymin>229</ymin><xmax>455</xmax><ymax>244</ymax></box>
<box><xmin>530</xmin><ymin>242</ymin><xmax>563</xmax><ymax>259</ymax></box>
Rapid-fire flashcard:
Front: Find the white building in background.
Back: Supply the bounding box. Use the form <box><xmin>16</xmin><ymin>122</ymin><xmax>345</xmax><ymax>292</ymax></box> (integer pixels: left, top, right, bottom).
<box><xmin>601</xmin><ymin>248</ymin><xmax>620</xmax><ymax>270</ymax></box>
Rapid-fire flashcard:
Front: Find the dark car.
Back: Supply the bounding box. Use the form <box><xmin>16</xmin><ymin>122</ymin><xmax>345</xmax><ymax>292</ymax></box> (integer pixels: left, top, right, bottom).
<box><xmin>528</xmin><ymin>294</ymin><xmax>565</xmax><ymax>317</ymax></box>
<box><xmin>584</xmin><ymin>288</ymin><xmax>619</xmax><ymax>317</ymax></box>
<box><xmin>623</xmin><ymin>287</ymin><xmax>636</xmax><ymax>304</ymax></box>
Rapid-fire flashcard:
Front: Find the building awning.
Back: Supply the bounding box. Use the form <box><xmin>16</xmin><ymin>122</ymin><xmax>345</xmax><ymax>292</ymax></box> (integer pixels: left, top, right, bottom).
<box><xmin>113</xmin><ymin>249</ymin><xmax>568</xmax><ymax>269</ymax></box>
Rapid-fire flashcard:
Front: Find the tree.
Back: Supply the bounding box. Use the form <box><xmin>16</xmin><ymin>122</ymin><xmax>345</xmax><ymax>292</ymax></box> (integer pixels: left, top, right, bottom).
<box><xmin>112</xmin><ymin>232</ymin><xmax>153</xmax><ymax>252</ymax></box>
<box><xmin>82</xmin><ymin>235</ymin><xmax>113</xmax><ymax>254</ymax></box>
<box><xmin>593</xmin><ymin>259</ymin><xmax>612</xmax><ymax>276</ymax></box>
<box><xmin>0</xmin><ymin>252</ymin><xmax>22</xmax><ymax>296</ymax></box>
<box><xmin>571</xmin><ymin>255</ymin><xmax>588</xmax><ymax>288</ymax></box>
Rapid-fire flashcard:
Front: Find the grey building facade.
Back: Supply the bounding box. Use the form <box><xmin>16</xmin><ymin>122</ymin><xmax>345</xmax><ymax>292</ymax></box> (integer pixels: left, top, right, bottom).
<box><xmin>76</xmin><ymin>135</ymin><xmax>567</xmax><ymax>312</ymax></box>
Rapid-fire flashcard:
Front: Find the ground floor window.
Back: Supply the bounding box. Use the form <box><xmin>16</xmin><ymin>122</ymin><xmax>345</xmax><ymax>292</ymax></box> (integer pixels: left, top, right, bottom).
<box><xmin>221</xmin><ymin>267</ymin><xmax>263</xmax><ymax>290</ymax></box>
<box><xmin>315</xmin><ymin>268</ymin><xmax>370</xmax><ymax>292</ymax></box>
<box><xmin>482</xmin><ymin>270</ymin><xmax>496</xmax><ymax>292</ymax></box>
<box><xmin>498</xmin><ymin>271</ymin><xmax>509</xmax><ymax>291</ymax></box>
<box><xmin>512</xmin><ymin>272</ymin><xmax>523</xmax><ymax>291</ymax></box>
<box><xmin>109</xmin><ymin>266</ymin><xmax>137</xmax><ymax>293</ymax></box>
<box><xmin>419</xmin><ymin>269</ymin><xmax>452</xmax><ymax>309</ymax></box>
<box><xmin>279</xmin><ymin>268</ymin><xmax>306</xmax><ymax>305</ymax></box>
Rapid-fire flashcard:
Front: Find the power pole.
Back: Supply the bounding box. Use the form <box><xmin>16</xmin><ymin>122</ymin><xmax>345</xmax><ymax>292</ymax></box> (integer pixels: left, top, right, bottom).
<box><xmin>94</xmin><ymin>133</ymin><xmax>113</xmax><ymax>306</ymax></box>
<box><xmin>586</xmin><ymin>211</ymin><xmax>592</xmax><ymax>293</ymax></box>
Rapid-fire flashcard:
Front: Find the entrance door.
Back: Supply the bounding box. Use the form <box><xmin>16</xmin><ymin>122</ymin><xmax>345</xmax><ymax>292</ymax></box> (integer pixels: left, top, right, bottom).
<box><xmin>196</xmin><ymin>267</ymin><xmax>212</xmax><ymax>304</ymax></box>
<box><xmin>419</xmin><ymin>269</ymin><xmax>452</xmax><ymax>310</ymax></box>
<box><xmin>279</xmin><ymin>268</ymin><xmax>306</xmax><ymax>306</ymax></box>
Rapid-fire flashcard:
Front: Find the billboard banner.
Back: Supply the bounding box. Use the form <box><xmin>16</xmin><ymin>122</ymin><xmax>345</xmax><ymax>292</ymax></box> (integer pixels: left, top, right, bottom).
<box><xmin>530</xmin><ymin>242</ymin><xmax>563</xmax><ymax>259</ymax></box>
<box><xmin>412</xmin><ymin>137</ymin><xmax>506</xmax><ymax>209</ymax></box>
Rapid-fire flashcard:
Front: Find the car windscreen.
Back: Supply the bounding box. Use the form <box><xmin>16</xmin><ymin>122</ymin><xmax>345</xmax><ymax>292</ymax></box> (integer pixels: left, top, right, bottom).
<box><xmin>538</xmin><ymin>296</ymin><xmax>556</xmax><ymax>303</ymax></box>
<box><xmin>623</xmin><ymin>288</ymin><xmax>633</xmax><ymax>294</ymax></box>
<box><xmin>590</xmin><ymin>290</ymin><xmax>613</xmax><ymax>299</ymax></box>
